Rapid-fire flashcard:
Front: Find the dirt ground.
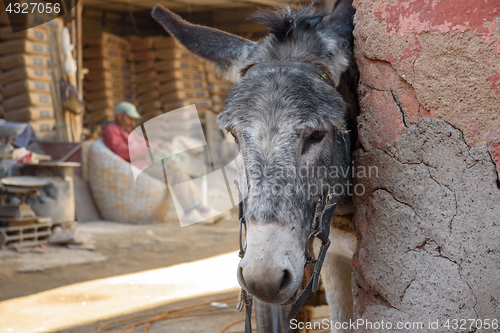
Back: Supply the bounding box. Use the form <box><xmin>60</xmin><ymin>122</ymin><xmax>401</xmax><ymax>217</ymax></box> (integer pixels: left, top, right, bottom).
<box><xmin>0</xmin><ymin>212</ymin><xmax>240</xmax><ymax>302</ymax></box>
<box><xmin>0</xmin><ymin>210</ymin><xmax>330</xmax><ymax>333</ymax></box>
<box><xmin>64</xmin><ymin>292</ymin><xmax>247</xmax><ymax>333</ymax></box>
<box><xmin>0</xmin><ymin>210</ymin><xmax>247</xmax><ymax>332</ymax></box>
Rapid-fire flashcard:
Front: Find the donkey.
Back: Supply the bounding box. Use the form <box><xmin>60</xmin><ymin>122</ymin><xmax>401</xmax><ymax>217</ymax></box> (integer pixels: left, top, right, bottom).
<box><xmin>152</xmin><ymin>0</ymin><xmax>359</xmax><ymax>331</ymax></box>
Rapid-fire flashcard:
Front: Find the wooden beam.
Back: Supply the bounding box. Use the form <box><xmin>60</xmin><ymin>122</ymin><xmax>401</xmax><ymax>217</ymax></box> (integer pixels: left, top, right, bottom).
<box><xmin>48</xmin><ymin>30</ymin><xmax>68</xmax><ymax>142</ymax></box>
<box><xmin>76</xmin><ymin>0</ymin><xmax>83</xmax><ymax>101</ymax></box>
<box><xmin>239</xmin><ymin>0</ymin><xmax>284</xmax><ymax>6</ymax></box>
<box><xmin>82</xmin><ymin>0</ymin><xmax>271</xmax><ymax>11</ymax></box>
<box><xmin>71</xmin><ymin>0</ymin><xmax>82</xmax><ymax>142</ymax></box>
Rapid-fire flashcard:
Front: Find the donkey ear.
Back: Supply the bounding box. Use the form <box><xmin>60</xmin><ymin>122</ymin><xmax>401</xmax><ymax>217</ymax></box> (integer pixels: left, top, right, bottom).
<box><xmin>328</xmin><ymin>0</ymin><xmax>355</xmax><ymax>46</ymax></box>
<box><xmin>320</xmin><ymin>0</ymin><xmax>355</xmax><ymax>85</ymax></box>
<box><xmin>152</xmin><ymin>5</ymin><xmax>254</xmax><ymax>81</ymax></box>
<box><xmin>329</xmin><ymin>0</ymin><xmax>355</xmax><ymax>22</ymax></box>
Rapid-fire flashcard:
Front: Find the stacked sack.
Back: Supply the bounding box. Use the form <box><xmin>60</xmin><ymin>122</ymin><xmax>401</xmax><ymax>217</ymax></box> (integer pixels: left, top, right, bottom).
<box><xmin>0</xmin><ymin>7</ymin><xmax>63</xmax><ymax>137</ymax></box>
<box><xmin>127</xmin><ymin>36</ymin><xmax>161</xmax><ymax>122</ymax></box>
<box><xmin>83</xmin><ymin>32</ymin><xmax>134</xmax><ymax>124</ymax></box>
<box><xmin>154</xmin><ymin>37</ymin><xmax>210</xmax><ymax>121</ymax></box>
<box><xmin>205</xmin><ymin>63</ymin><xmax>232</xmax><ymax>114</ymax></box>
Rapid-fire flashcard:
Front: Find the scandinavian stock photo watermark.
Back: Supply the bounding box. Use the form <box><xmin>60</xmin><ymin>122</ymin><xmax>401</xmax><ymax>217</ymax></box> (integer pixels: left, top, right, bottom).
<box><xmin>2</xmin><ymin>0</ymin><xmax>78</xmax><ymax>32</ymax></box>
<box><xmin>290</xmin><ymin>318</ymin><xmax>500</xmax><ymax>331</ymax></box>
<box><xmin>244</xmin><ymin>164</ymin><xmax>378</xmax><ymax>199</ymax></box>
<box><xmin>127</xmin><ymin>105</ymin><xmax>379</xmax><ymax>226</ymax></box>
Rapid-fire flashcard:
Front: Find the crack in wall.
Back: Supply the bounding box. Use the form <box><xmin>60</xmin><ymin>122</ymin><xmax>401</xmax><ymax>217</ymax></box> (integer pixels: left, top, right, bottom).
<box><xmin>372</xmin><ymin>188</ymin><xmax>422</xmax><ymax>220</ymax></box>
<box><xmin>354</xmin><ymin>0</ymin><xmax>500</xmax><ymax>321</ymax></box>
<box><xmin>374</xmin><ymin>139</ymin><xmax>460</xmax><ymax>236</ymax></box>
<box><xmin>359</xmin><ymin>86</ymin><xmax>409</xmax><ymax>130</ymax></box>
<box><xmin>356</xmin><ymin>125</ymin><xmax>487</xmax><ymax>320</ymax></box>
<box><xmin>353</xmin><ymin>262</ymin><xmax>393</xmax><ymax>312</ymax></box>
<box><xmin>458</xmin><ymin>265</ymin><xmax>480</xmax><ymax>320</ymax></box>
<box><xmin>405</xmin><ymin>238</ymin><xmax>430</xmax><ymax>254</ymax></box>
<box><xmin>373</xmin><ymin>289</ymin><xmax>401</xmax><ymax>311</ymax></box>
<box><xmin>389</xmin><ymin>89</ymin><xmax>408</xmax><ymax>128</ymax></box>
<box><xmin>399</xmin><ymin>277</ymin><xmax>416</xmax><ymax>303</ymax></box>
<box><xmin>425</xmin><ymin>168</ymin><xmax>458</xmax><ymax>234</ymax></box>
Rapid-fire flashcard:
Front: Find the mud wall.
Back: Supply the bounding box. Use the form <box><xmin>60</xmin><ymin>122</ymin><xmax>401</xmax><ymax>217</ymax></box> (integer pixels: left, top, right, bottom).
<box><xmin>352</xmin><ymin>0</ymin><xmax>500</xmax><ymax>330</ymax></box>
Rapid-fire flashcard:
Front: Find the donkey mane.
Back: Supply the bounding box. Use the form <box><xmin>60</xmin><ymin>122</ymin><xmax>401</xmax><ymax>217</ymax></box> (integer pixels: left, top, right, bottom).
<box><xmin>250</xmin><ymin>4</ymin><xmax>328</xmax><ymax>42</ymax></box>
<box><xmin>241</xmin><ymin>2</ymin><xmax>359</xmax><ymax>144</ymax></box>
<box><xmin>243</xmin><ymin>5</ymin><xmax>349</xmax><ymax>76</ymax></box>
<box><xmin>218</xmin><ymin>2</ymin><xmax>360</xmax><ymax>150</ymax></box>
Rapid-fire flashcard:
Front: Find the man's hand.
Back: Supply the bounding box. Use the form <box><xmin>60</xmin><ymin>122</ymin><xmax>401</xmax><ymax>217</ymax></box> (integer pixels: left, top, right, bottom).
<box><xmin>150</xmin><ymin>141</ymin><xmax>173</xmax><ymax>153</ymax></box>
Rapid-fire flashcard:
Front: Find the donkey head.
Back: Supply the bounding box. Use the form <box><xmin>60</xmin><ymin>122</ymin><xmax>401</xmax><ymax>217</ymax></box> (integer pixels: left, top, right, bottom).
<box><xmin>153</xmin><ymin>0</ymin><xmax>358</xmax><ymax>305</ymax></box>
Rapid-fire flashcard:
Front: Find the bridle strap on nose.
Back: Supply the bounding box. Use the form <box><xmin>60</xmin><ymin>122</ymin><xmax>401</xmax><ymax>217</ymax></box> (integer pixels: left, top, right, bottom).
<box><xmin>281</xmin><ymin>199</ymin><xmax>337</xmax><ymax>333</ymax></box>
<box><xmin>235</xmin><ymin>180</ymin><xmax>254</xmax><ymax>333</ymax></box>
<box><xmin>236</xmin><ymin>178</ymin><xmax>338</xmax><ymax>333</ymax></box>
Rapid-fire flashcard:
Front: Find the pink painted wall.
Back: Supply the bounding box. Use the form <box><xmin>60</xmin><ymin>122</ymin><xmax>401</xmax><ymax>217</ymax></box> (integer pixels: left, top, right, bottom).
<box><xmin>352</xmin><ymin>0</ymin><xmax>500</xmax><ymax>328</ymax></box>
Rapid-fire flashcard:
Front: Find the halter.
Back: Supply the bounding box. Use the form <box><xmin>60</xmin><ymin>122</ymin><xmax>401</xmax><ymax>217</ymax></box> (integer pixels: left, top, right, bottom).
<box><xmin>242</xmin><ymin>60</ymin><xmax>338</xmax><ymax>90</ymax></box>
<box><xmin>235</xmin><ymin>59</ymin><xmax>339</xmax><ymax>333</ymax></box>
<box><xmin>236</xmin><ymin>180</ymin><xmax>337</xmax><ymax>333</ymax></box>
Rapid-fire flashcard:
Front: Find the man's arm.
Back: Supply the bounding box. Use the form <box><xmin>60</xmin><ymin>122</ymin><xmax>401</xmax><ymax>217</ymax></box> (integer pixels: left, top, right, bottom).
<box><xmin>103</xmin><ymin>124</ymin><xmax>132</xmax><ymax>162</ymax></box>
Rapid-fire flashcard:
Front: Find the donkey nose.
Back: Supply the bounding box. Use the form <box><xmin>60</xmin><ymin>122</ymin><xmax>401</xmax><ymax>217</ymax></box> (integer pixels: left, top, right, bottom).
<box><xmin>237</xmin><ymin>258</ymin><xmax>295</xmax><ymax>304</ymax></box>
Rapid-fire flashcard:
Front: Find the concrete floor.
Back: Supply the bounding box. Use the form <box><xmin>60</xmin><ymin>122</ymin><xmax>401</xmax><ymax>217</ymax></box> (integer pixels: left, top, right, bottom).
<box><xmin>0</xmin><ymin>214</ymin><xmax>243</xmax><ymax>332</ymax></box>
<box><xmin>0</xmin><ymin>213</ymin><xmax>239</xmax><ymax>301</ymax></box>
<box><xmin>0</xmin><ymin>251</ymin><xmax>242</xmax><ymax>332</ymax></box>
<box><xmin>0</xmin><ymin>214</ymin><xmax>330</xmax><ymax>333</ymax></box>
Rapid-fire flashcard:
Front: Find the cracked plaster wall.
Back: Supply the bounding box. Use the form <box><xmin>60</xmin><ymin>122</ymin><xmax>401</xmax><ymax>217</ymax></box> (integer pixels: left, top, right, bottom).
<box><xmin>352</xmin><ymin>0</ymin><xmax>500</xmax><ymax>331</ymax></box>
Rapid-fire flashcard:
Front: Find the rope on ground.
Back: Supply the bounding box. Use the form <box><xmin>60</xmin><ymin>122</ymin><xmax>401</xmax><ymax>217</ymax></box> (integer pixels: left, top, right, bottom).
<box><xmin>218</xmin><ymin>315</ymin><xmax>255</xmax><ymax>333</ymax></box>
<box><xmin>97</xmin><ymin>295</ymin><xmax>240</xmax><ymax>333</ymax></box>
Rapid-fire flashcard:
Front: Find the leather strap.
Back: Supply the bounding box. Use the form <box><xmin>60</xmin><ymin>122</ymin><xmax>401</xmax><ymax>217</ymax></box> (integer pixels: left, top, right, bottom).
<box><xmin>236</xmin><ymin>183</ymin><xmax>339</xmax><ymax>333</ymax></box>
<box><xmin>242</xmin><ymin>61</ymin><xmax>336</xmax><ymax>89</ymax></box>
<box><xmin>272</xmin><ymin>305</ymin><xmax>279</xmax><ymax>333</ymax></box>
<box><xmin>281</xmin><ymin>202</ymin><xmax>337</xmax><ymax>333</ymax></box>
<box><xmin>245</xmin><ymin>294</ymin><xmax>253</xmax><ymax>333</ymax></box>
<box><xmin>282</xmin><ymin>237</ymin><xmax>330</xmax><ymax>333</ymax></box>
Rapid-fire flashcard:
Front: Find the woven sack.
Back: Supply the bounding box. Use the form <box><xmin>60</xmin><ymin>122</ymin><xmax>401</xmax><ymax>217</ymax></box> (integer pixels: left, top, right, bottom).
<box><xmin>88</xmin><ymin>139</ymin><xmax>170</xmax><ymax>223</ymax></box>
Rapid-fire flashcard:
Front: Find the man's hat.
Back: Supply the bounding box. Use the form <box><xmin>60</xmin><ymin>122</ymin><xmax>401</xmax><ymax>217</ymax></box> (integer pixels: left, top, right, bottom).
<box><xmin>114</xmin><ymin>102</ymin><xmax>140</xmax><ymax>119</ymax></box>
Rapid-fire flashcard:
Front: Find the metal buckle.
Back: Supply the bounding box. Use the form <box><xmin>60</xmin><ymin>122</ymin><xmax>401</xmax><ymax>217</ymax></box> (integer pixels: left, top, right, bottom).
<box><xmin>239</xmin><ymin>216</ymin><xmax>247</xmax><ymax>259</ymax></box>
<box><xmin>305</xmin><ymin>231</ymin><xmax>317</xmax><ymax>264</ymax></box>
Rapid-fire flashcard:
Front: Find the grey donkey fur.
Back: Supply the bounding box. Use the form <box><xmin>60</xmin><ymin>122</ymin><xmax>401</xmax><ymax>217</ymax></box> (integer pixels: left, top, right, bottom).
<box><xmin>152</xmin><ymin>1</ymin><xmax>359</xmax><ymax>331</ymax></box>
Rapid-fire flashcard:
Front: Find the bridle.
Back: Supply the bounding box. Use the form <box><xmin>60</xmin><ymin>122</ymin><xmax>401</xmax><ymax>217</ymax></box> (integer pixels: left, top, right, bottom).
<box><xmin>235</xmin><ymin>60</ymin><xmax>339</xmax><ymax>333</ymax></box>
<box><xmin>235</xmin><ymin>181</ymin><xmax>338</xmax><ymax>333</ymax></box>
<box><xmin>242</xmin><ymin>60</ymin><xmax>338</xmax><ymax>90</ymax></box>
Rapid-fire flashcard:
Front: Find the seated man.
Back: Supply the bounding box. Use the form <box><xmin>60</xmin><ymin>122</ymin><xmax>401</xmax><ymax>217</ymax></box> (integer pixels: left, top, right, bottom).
<box><xmin>103</xmin><ymin>102</ymin><xmax>227</xmax><ymax>224</ymax></box>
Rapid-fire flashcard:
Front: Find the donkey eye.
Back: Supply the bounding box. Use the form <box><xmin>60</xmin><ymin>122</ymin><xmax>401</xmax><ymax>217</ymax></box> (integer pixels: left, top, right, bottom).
<box><xmin>308</xmin><ymin>131</ymin><xmax>326</xmax><ymax>144</ymax></box>
<box><xmin>230</xmin><ymin>131</ymin><xmax>239</xmax><ymax>144</ymax></box>
<box><xmin>302</xmin><ymin>131</ymin><xmax>326</xmax><ymax>155</ymax></box>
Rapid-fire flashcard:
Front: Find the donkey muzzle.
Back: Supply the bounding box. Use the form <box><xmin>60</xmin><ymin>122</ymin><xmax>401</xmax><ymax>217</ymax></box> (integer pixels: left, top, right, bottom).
<box><xmin>237</xmin><ymin>223</ymin><xmax>306</xmax><ymax>304</ymax></box>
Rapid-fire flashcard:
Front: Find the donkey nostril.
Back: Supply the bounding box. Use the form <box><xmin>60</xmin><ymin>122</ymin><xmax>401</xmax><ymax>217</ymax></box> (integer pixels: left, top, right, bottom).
<box><xmin>278</xmin><ymin>269</ymin><xmax>293</xmax><ymax>292</ymax></box>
